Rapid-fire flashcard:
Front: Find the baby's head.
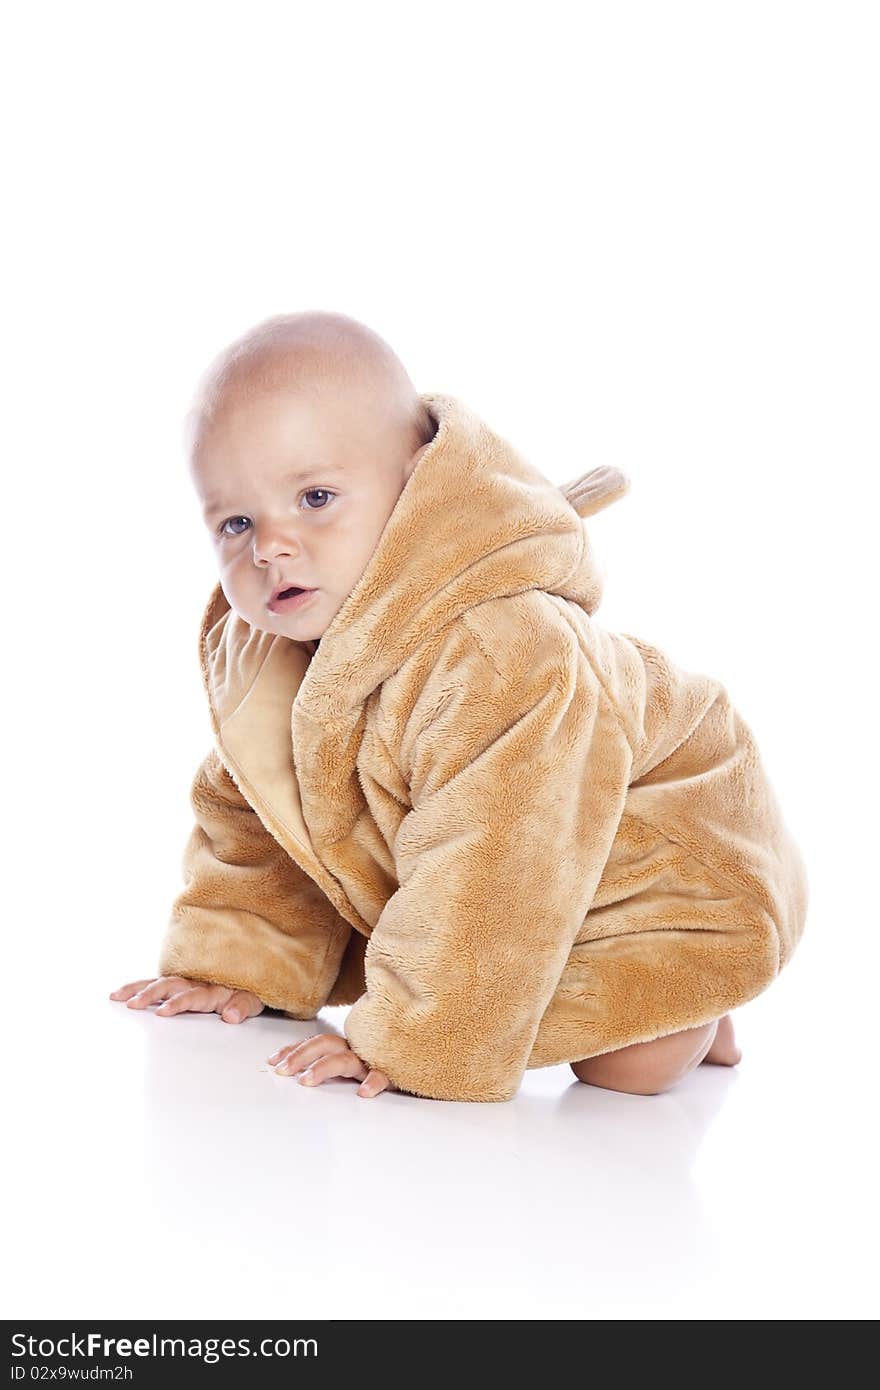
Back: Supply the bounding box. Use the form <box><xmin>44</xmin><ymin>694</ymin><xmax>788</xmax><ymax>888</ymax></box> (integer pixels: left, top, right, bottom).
<box><xmin>186</xmin><ymin>311</ymin><xmax>436</xmax><ymax>644</ymax></box>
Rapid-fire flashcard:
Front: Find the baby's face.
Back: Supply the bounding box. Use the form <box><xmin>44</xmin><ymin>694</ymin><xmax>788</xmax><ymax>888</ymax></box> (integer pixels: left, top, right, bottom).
<box><xmin>191</xmin><ymin>385</ymin><xmax>429</xmax><ymax>643</ymax></box>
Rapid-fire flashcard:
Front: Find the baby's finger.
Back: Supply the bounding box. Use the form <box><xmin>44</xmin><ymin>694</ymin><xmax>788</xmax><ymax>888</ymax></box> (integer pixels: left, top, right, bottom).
<box><xmin>297</xmin><ymin>1052</ymin><xmax>366</xmax><ymax>1087</ymax></box>
<box><xmin>273</xmin><ymin>1040</ymin><xmax>336</xmax><ymax>1074</ymax></box>
<box><xmin>357</xmin><ymin>1069</ymin><xmax>392</xmax><ymax>1099</ymax></box>
<box><xmin>110</xmin><ymin>980</ymin><xmax>156</xmax><ymax>1001</ymax></box>
<box><xmin>154</xmin><ymin>988</ymin><xmax>206</xmax><ymax>1017</ymax></box>
<box><xmin>221</xmin><ymin>991</ymin><xmax>264</xmax><ymax>1024</ymax></box>
<box><xmin>125</xmin><ymin>978</ymin><xmax>181</xmax><ymax>1009</ymax></box>
<box><xmin>270</xmin><ymin>1033</ymin><xmax>345</xmax><ymax>1071</ymax></box>
<box><xmin>268</xmin><ymin>1032</ymin><xmax>325</xmax><ymax>1062</ymax></box>
<box><xmin>156</xmin><ymin>984</ymin><xmax>231</xmax><ymax>1016</ymax></box>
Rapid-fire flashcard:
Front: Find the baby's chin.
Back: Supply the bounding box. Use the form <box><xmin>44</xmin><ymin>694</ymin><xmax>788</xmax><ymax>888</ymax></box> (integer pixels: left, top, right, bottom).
<box><xmin>258</xmin><ymin>616</ymin><xmax>326</xmax><ymax>643</ymax></box>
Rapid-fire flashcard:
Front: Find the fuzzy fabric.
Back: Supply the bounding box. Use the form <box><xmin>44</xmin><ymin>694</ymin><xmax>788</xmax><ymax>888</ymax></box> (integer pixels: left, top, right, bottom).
<box><xmin>158</xmin><ymin>392</ymin><xmax>809</xmax><ymax>1102</ymax></box>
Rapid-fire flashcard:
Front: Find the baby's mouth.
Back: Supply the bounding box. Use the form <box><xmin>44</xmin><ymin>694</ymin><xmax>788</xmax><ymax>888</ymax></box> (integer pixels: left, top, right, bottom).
<box><xmin>268</xmin><ymin>584</ymin><xmax>318</xmax><ymax>614</ymax></box>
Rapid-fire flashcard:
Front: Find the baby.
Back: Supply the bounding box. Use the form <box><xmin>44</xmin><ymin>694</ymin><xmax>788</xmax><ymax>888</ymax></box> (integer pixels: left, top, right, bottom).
<box><xmin>111</xmin><ymin>310</ymin><xmax>808</xmax><ymax>1102</ymax></box>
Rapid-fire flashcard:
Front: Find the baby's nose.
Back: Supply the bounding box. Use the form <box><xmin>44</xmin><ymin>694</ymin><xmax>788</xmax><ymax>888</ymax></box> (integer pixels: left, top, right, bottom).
<box><xmin>252</xmin><ymin>527</ymin><xmax>301</xmax><ymax>563</ymax></box>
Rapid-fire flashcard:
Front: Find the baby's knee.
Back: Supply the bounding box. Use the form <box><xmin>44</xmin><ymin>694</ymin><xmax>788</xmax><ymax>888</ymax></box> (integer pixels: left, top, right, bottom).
<box><xmin>570</xmin><ymin>1050</ymin><xmax>674</xmax><ymax>1095</ymax></box>
<box><xmin>571</xmin><ymin>1021</ymin><xmax>717</xmax><ymax>1096</ymax></box>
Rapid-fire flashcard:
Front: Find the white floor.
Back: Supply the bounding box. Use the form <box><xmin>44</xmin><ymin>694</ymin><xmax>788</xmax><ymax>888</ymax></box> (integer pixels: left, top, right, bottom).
<box><xmin>6</xmin><ymin>943</ymin><xmax>876</xmax><ymax>1320</ymax></box>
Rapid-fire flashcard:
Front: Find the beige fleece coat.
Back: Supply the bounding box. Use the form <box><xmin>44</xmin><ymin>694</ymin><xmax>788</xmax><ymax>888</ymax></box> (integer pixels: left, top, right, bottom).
<box><xmin>159</xmin><ymin>392</ymin><xmax>809</xmax><ymax>1102</ymax></box>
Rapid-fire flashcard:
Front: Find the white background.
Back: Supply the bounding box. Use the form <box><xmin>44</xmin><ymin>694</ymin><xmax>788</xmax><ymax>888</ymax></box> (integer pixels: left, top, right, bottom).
<box><xmin>3</xmin><ymin>1</ymin><xmax>878</xmax><ymax>1320</ymax></box>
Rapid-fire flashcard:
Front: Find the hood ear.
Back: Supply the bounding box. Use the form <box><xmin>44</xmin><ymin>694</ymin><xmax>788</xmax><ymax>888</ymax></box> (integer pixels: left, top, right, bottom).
<box><xmin>559</xmin><ymin>465</ymin><xmax>630</xmax><ymax>519</ymax></box>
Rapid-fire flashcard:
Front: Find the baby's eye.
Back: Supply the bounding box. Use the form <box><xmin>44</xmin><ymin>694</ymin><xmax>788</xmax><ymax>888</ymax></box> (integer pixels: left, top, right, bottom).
<box><xmin>301</xmin><ymin>488</ymin><xmax>334</xmax><ymax>510</ymax></box>
<box><xmin>217</xmin><ymin>490</ymin><xmax>335</xmax><ymax>536</ymax></box>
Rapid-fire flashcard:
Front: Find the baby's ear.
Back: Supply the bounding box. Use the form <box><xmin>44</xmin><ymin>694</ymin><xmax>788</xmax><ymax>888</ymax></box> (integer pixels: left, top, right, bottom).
<box><xmin>559</xmin><ymin>465</ymin><xmax>630</xmax><ymax>519</ymax></box>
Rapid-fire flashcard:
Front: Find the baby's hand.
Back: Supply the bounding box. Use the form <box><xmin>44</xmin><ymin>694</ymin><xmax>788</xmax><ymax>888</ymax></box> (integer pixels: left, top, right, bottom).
<box><xmin>109</xmin><ymin>975</ymin><xmax>265</xmax><ymax>1024</ymax></box>
<box><xmin>268</xmin><ymin>1032</ymin><xmax>395</xmax><ymax>1098</ymax></box>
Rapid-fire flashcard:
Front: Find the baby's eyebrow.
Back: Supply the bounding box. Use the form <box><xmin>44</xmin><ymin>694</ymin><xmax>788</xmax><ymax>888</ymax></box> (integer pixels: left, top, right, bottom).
<box><xmin>201</xmin><ymin>463</ymin><xmax>347</xmax><ymax>517</ymax></box>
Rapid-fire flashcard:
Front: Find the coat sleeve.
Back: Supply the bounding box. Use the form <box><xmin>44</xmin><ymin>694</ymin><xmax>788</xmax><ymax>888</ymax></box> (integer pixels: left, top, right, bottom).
<box><xmin>158</xmin><ymin>748</ymin><xmax>353</xmax><ymax>1016</ymax></box>
<box><xmin>343</xmin><ymin>618</ymin><xmax>634</xmax><ymax>1101</ymax></box>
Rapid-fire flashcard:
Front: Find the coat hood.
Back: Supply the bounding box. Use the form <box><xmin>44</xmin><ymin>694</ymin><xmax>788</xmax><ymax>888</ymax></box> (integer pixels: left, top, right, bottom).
<box><xmin>198</xmin><ymin>391</ymin><xmax>629</xmax><ymax>726</ymax></box>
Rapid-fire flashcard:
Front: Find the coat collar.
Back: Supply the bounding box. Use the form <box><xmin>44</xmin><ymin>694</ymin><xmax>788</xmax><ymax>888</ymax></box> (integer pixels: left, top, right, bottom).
<box><xmin>196</xmin><ymin>391</ymin><xmax>629</xmax><ymax>925</ymax></box>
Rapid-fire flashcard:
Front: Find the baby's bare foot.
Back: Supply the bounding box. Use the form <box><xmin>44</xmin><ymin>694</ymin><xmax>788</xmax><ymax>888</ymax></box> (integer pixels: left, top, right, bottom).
<box><xmin>701</xmin><ymin>1013</ymin><xmax>742</xmax><ymax>1066</ymax></box>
